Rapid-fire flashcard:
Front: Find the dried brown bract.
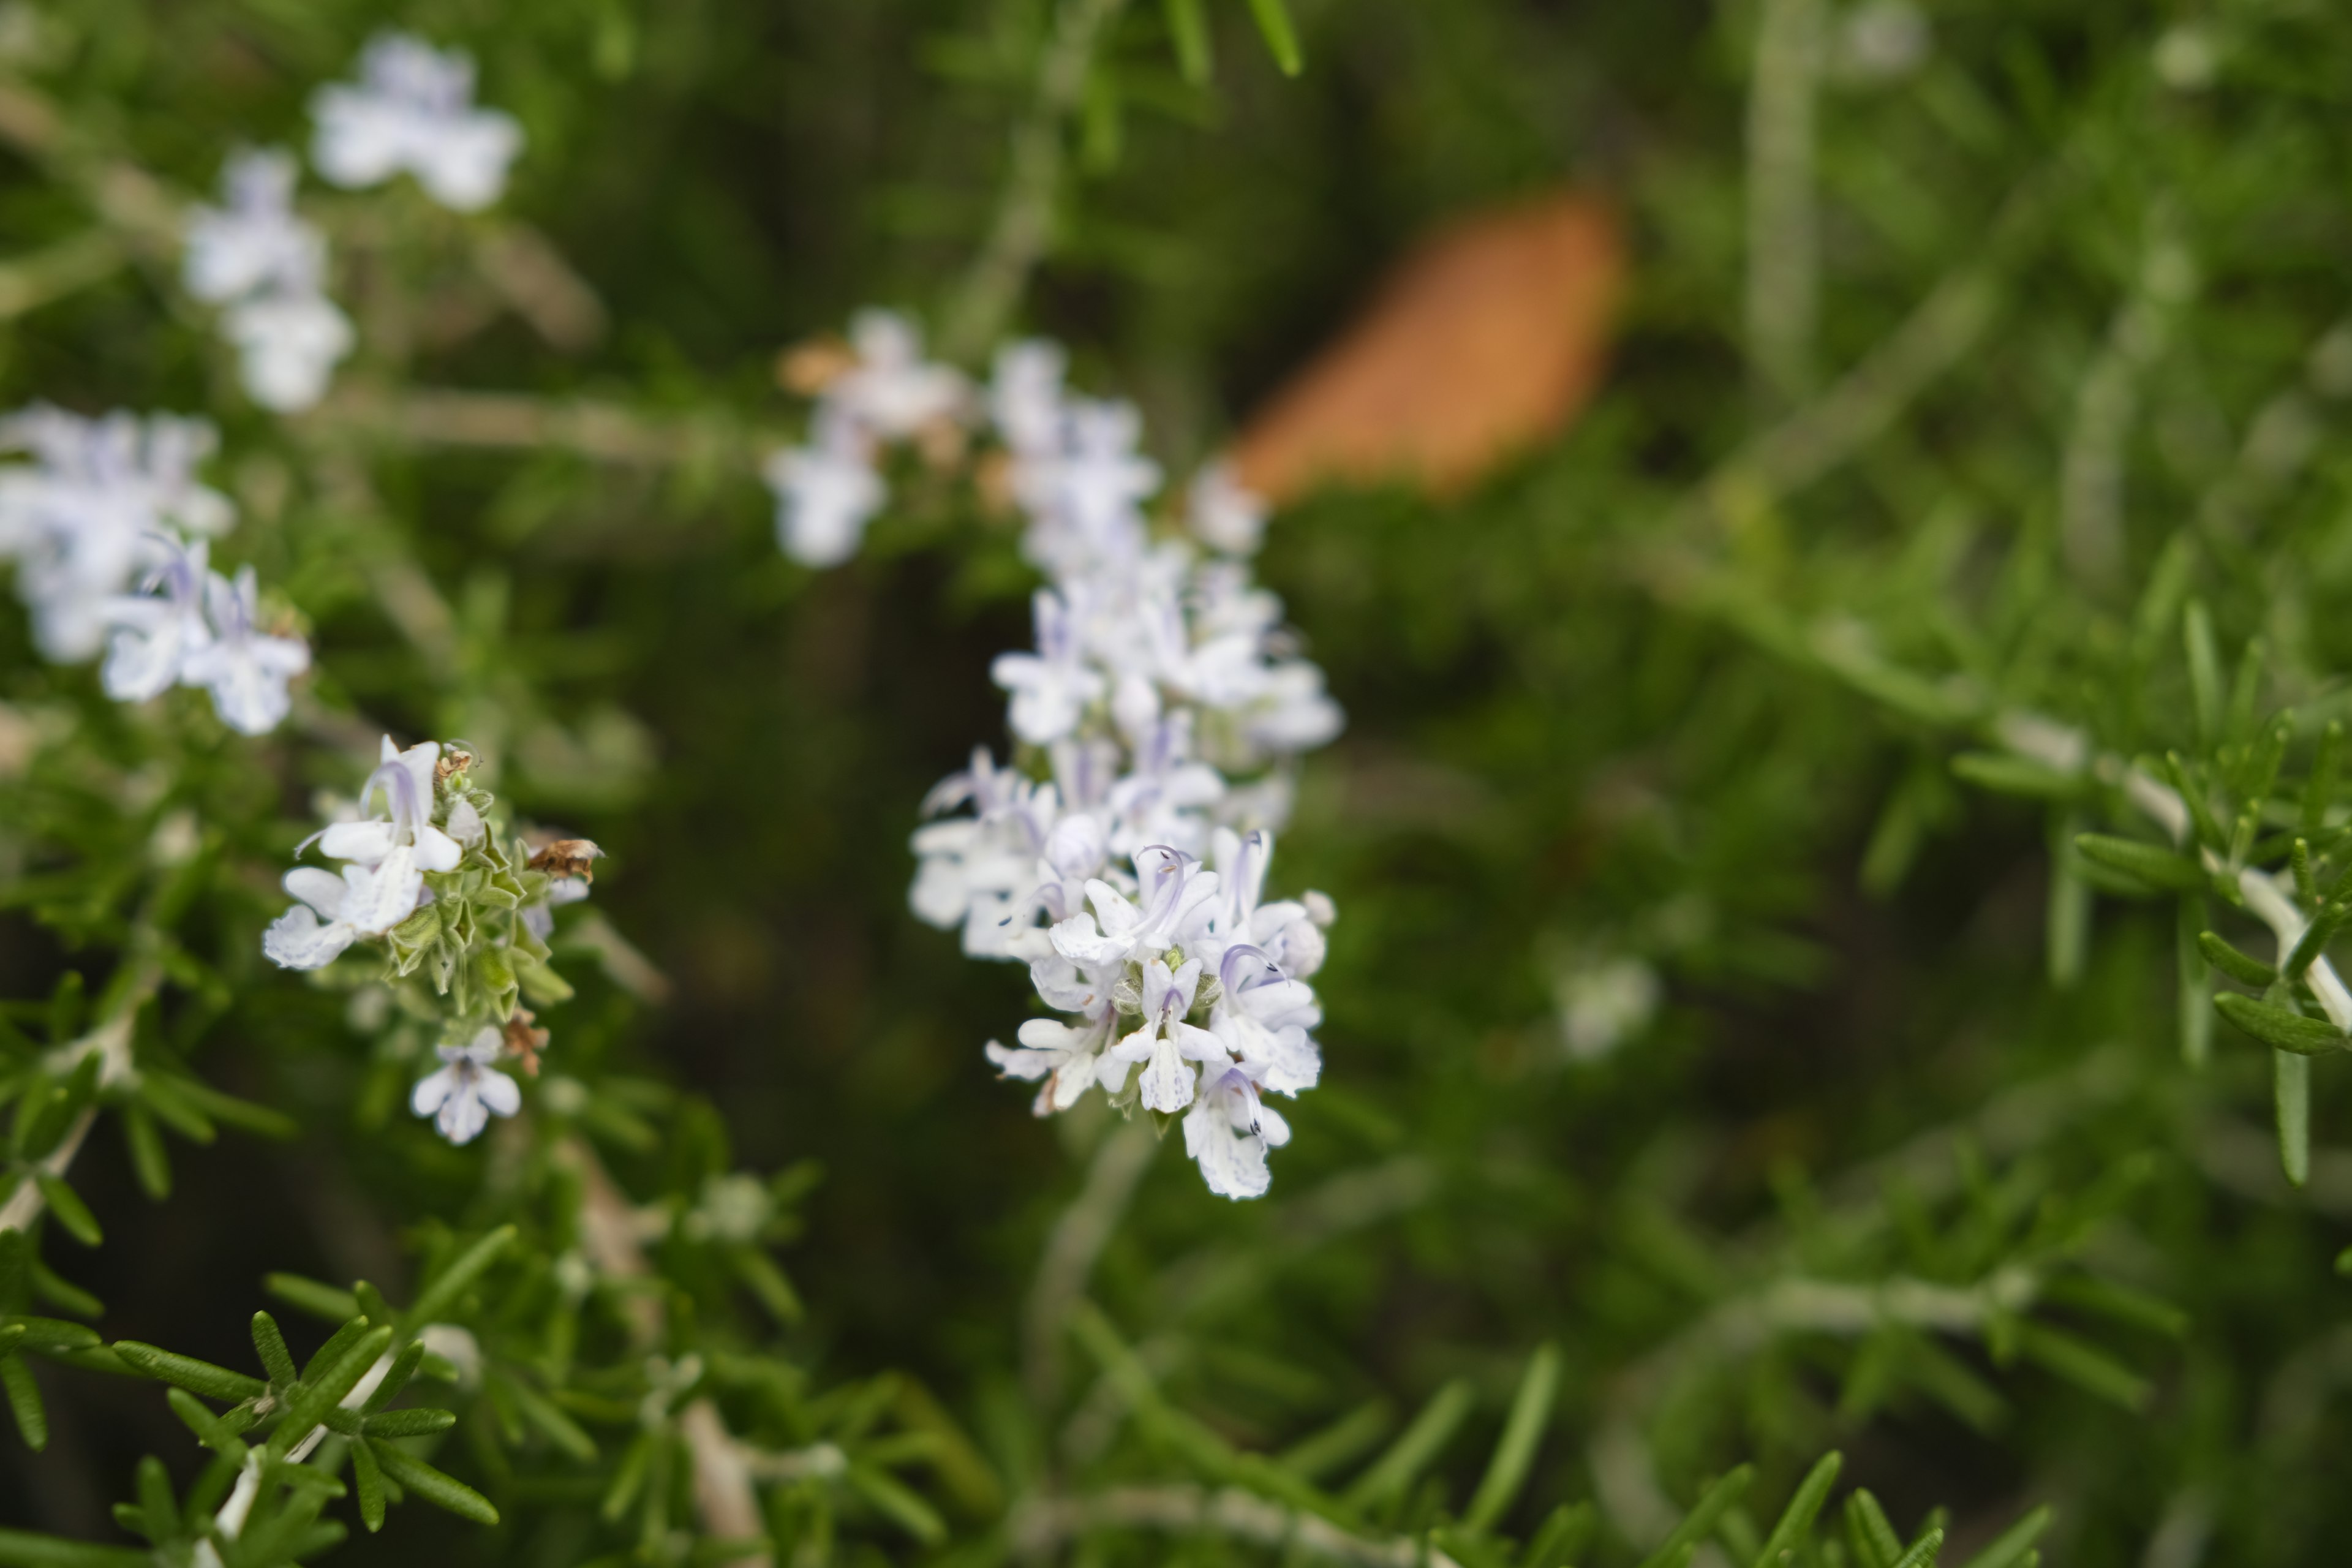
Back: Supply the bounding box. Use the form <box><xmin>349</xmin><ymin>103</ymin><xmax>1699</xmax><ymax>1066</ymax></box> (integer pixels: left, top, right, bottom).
<box><xmin>529</xmin><ymin>838</ymin><xmax>605</xmax><ymax>881</ymax></box>
<box><xmin>503</xmin><ymin>1007</ymin><xmax>550</xmax><ymax>1077</ymax></box>
<box><xmin>434</xmin><ymin>749</ymin><xmax>475</xmax><ymax>783</ymax></box>
<box><xmin>777</xmin><ymin>335</ymin><xmax>855</xmax><ymax>396</ymax></box>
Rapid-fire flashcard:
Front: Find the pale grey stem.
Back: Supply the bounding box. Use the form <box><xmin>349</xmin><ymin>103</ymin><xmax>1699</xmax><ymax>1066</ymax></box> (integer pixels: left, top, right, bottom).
<box><xmin>941</xmin><ymin>0</ymin><xmax>1131</xmax><ymax>364</ymax></box>
<box><xmin>1024</xmin><ymin>1118</ymin><xmax>1158</xmax><ymax>1406</ymax></box>
<box><xmin>1744</xmin><ymin>0</ymin><xmax>1825</xmax><ymax>406</ymax></box>
<box><xmin>1012</xmin><ymin>1483</ymin><xmax>1466</xmax><ymax>1568</ymax></box>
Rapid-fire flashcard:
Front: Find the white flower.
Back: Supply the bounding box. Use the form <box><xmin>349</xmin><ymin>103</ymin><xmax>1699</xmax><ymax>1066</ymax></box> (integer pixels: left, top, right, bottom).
<box><xmin>312</xmin><ymin>32</ymin><xmax>523</xmax><ymax>212</ymax></box>
<box><xmin>262</xmin><ymin>865</ymin><xmax>370</xmax><ymax>970</ymax></box>
<box><xmin>183</xmin><ymin>149</ymin><xmax>323</xmax><ymax>304</ymax></box>
<box><xmin>765</xmin><ymin>410</ymin><xmax>886</xmax><ymax>568</ymax></box>
<box><xmin>831</xmin><ymin>310</ymin><xmax>970</xmax><ymax>439</ymax></box>
<box><xmin>990</xmin><ymin>339</ymin><xmax>1068</xmax><ymax>459</ymax></box>
<box><xmin>992</xmin><ymin>590</ymin><xmax>1106</xmax><ymax>745</ymax></box>
<box><xmin>1049</xmin><ymin>845</ymin><xmax>1220</xmax><ymax>968</ymax></box>
<box><xmin>0</xmin><ymin>409</ymin><xmax>230</xmax><ymax>662</ymax></box>
<box><xmin>1556</xmin><ymin>953</ymin><xmax>1661</xmax><ymax>1061</ymax></box>
<box><xmin>1109</xmin><ymin>957</ymin><xmax>1217</xmax><ymax>1112</ymax></box>
<box><xmin>410</xmin><ymin>1028</ymin><xmax>522</xmax><ymax>1144</ymax></box>
<box><xmin>1205</xmin><ymin>945</ymin><xmax>1322</xmax><ymax>1096</ymax></box>
<box><xmin>222</xmin><ymin>290</ymin><xmax>354</xmax><ymax>413</ymax></box>
<box><xmin>1183</xmin><ymin>1055</ymin><xmax>1291</xmax><ymax>1200</ymax></box>
<box><xmin>180</xmin><ymin>565</ymin><xmax>309</xmax><ymax>734</ymax></box>
<box><xmin>302</xmin><ymin>737</ymin><xmax>463</xmax><ymax>933</ymax></box>
<box><xmin>1187</xmin><ymin>461</ymin><xmax>1267</xmax><ymax>556</ymax></box>
<box><xmin>101</xmin><ymin>536</ymin><xmax>211</xmax><ymax>703</ymax></box>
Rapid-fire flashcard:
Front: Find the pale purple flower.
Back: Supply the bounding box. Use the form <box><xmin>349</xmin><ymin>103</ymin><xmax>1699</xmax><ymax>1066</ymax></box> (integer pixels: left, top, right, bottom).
<box><xmin>101</xmin><ymin>536</ymin><xmax>211</xmax><ymax>703</ymax></box>
<box><xmin>1109</xmin><ymin>957</ymin><xmax>1217</xmax><ymax>1112</ymax></box>
<box><xmin>1206</xmin><ymin>945</ymin><xmax>1322</xmax><ymax>1096</ymax></box>
<box><xmin>993</xmin><ymin>590</ymin><xmax>1106</xmax><ymax>744</ymax></box>
<box><xmin>1187</xmin><ymin>460</ymin><xmax>1267</xmax><ymax>557</ymax></box>
<box><xmin>300</xmin><ymin>737</ymin><xmax>463</xmax><ymax>934</ymax></box>
<box><xmin>312</xmin><ymin>32</ymin><xmax>523</xmax><ymax>212</ymax></box>
<box><xmin>990</xmin><ymin>339</ymin><xmax>1068</xmax><ymax>459</ymax></box>
<box><xmin>181</xmin><ymin>565</ymin><xmax>309</xmax><ymax>734</ymax></box>
<box><xmin>223</xmin><ymin>290</ymin><xmax>353</xmax><ymax>413</ymax></box>
<box><xmin>410</xmin><ymin>1028</ymin><xmax>522</xmax><ymax>1144</ymax></box>
<box><xmin>262</xmin><ymin>865</ymin><xmax>369</xmax><ymax>970</ymax></box>
<box><xmin>765</xmin><ymin>409</ymin><xmax>884</xmax><ymax>568</ymax></box>
<box><xmin>1049</xmin><ymin>845</ymin><xmax>1220</xmax><ymax>968</ymax></box>
<box><xmin>832</xmin><ymin>311</ymin><xmax>970</xmax><ymax>439</ymax></box>
<box><xmin>184</xmin><ymin>149</ymin><xmax>323</xmax><ymax>305</ymax></box>
<box><xmin>1184</xmin><ymin>1054</ymin><xmax>1291</xmax><ymax>1200</ymax></box>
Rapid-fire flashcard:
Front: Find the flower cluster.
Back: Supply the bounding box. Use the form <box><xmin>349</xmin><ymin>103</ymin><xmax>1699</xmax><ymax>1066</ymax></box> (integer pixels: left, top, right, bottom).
<box><xmin>773</xmin><ymin>318</ymin><xmax>1343</xmax><ymax>1199</ymax></box>
<box><xmin>183</xmin><ymin>149</ymin><xmax>353</xmax><ymax>412</ymax></box>
<box><xmin>0</xmin><ymin>406</ymin><xmax>309</xmax><ymax>733</ymax></box>
<box><xmin>263</xmin><ymin>737</ymin><xmax>595</xmax><ymax>1144</ymax></box>
<box><xmin>178</xmin><ymin>34</ymin><xmax>522</xmax><ymax>413</ymax></box>
<box><xmin>311</xmin><ymin>32</ymin><xmax>524</xmax><ymax>213</ymax></box>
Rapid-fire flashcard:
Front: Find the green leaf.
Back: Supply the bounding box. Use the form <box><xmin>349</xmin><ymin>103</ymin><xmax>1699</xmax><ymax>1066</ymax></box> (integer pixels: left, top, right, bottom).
<box><xmin>301</xmin><ymin>1317</ymin><xmax>374</xmax><ymax>1382</ymax></box>
<box><xmin>110</xmin><ymin>1341</ymin><xmax>267</xmax><ymax>1403</ymax></box>
<box><xmin>846</xmin><ymin>1462</ymin><xmax>944</xmax><ymax>1545</ymax></box>
<box><xmin>1461</xmin><ymin>1342</ymin><xmax>1560</xmax><ymax>1533</ymax></box>
<box><xmin>404</xmin><ymin>1225</ymin><xmax>517</xmax><ymax>1327</ymax></box>
<box><xmin>1844</xmin><ymin>1490</ymin><xmax>1904</xmax><ymax>1568</ymax></box>
<box><xmin>371</xmin><ymin>1439</ymin><xmax>501</xmax><ymax>1525</ymax></box>
<box><xmin>1341</xmin><ymin>1377</ymin><xmax>1474</xmax><ymax>1507</ymax></box>
<box><xmin>2285</xmin><ymin>901</ymin><xmax>2350</xmax><ymax>981</ymax></box>
<box><xmin>2307</xmin><ymin>722</ymin><xmax>2343</xmax><ymax>835</ymax></box>
<box><xmin>1948</xmin><ymin>753</ymin><xmax>2081</xmax><ymax>799</ymax></box>
<box><xmin>2073</xmin><ymin>834</ymin><xmax>2204</xmax><ymax>892</ymax></box>
<box><xmin>2011</xmin><ymin>1322</ymin><xmax>2149</xmax><ymax>1411</ymax></box>
<box><xmin>263</xmin><ymin>1273</ymin><xmax>360</xmax><ymax>1323</ymax></box>
<box><xmin>1891</xmin><ymin>1529</ymin><xmax>1945</xmax><ymax>1568</ymax></box>
<box><xmin>1520</xmin><ymin>1501</ymin><xmax>1597</xmax><ymax>1568</ymax></box>
<box><xmin>2278</xmin><ymin>1049</ymin><xmax>2312</xmax><ymax>1188</ymax></box>
<box><xmin>119</xmin><ymin>1104</ymin><xmax>168</xmax><ymax>1201</ymax></box>
<box><xmin>270</xmin><ymin>1324</ymin><xmax>393</xmax><ymax>1458</ymax></box>
<box><xmin>2198</xmin><ymin>932</ymin><xmax>2277</xmax><ymax>987</ymax></box>
<box><xmin>12</xmin><ymin>1319</ymin><xmax>96</xmax><ymax>1355</ymax></box>
<box><xmin>251</xmin><ymin>1313</ymin><xmax>297</xmax><ymax>1387</ymax></box>
<box><xmin>1243</xmin><ymin>0</ymin><xmax>1303</xmax><ymax>75</ymax></box>
<box><xmin>0</xmin><ymin>1528</ymin><xmax>151</xmax><ymax>1566</ymax></box>
<box><xmin>353</xmin><ymin>1435</ymin><xmax>386</xmax><ymax>1532</ymax></box>
<box><xmin>363</xmin><ymin>1341</ymin><xmax>427</xmax><ymax>1414</ymax></box>
<box><xmin>364</xmin><ymin>1406</ymin><xmax>458</xmax><ymax>1439</ymax></box>
<box><xmin>2184</xmin><ymin>601</ymin><xmax>2222</xmax><ymax>745</ymax></box>
<box><xmin>1163</xmin><ymin>0</ymin><xmax>1212</xmax><ymax>83</ymax></box>
<box><xmin>505</xmin><ymin>1380</ymin><xmax>596</xmax><ymax>1461</ymax></box>
<box><xmin>1952</xmin><ymin>1506</ymin><xmax>2052</xmax><ymax>1568</ymax></box>
<box><xmin>30</xmin><ymin>1177</ymin><xmax>97</xmax><ymax>1247</ymax></box>
<box><xmin>163</xmin><ymin>1387</ymin><xmax>250</xmax><ymax>1460</ymax></box>
<box><xmin>0</xmin><ymin>1355</ymin><xmax>42</xmax><ymax>1450</ymax></box>
<box><xmin>2214</xmin><ymin>993</ymin><xmax>2343</xmax><ymax>1054</ymax></box>
<box><xmin>1751</xmin><ymin>1452</ymin><xmax>1842</xmax><ymax>1568</ymax></box>
<box><xmin>1637</xmin><ymin>1468</ymin><xmax>1754</xmax><ymax>1568</ymax></box>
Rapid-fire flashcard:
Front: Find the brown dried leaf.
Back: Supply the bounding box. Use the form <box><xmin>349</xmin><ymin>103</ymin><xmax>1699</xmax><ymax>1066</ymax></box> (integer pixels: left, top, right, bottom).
<box><xmin>1232</xmin><ymin>193</ymin><xmax>1625</xmax><ymax>502</ymax></box>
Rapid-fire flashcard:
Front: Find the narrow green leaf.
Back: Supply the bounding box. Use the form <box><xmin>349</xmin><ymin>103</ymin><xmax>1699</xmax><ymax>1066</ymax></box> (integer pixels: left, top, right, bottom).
<box><xmin>270</xmin><ymin>1324</ymin><xmax>393</xmax><ymax>1457</ymax></box>
<box><xmin>506</xmin><ymin>1381</ymin><xmax>596</xmax><ymax>1461</ymax></box>
<box><xmin>1891</xmin><ymin>1529</ymin><xmax>1945</xmax><ymax>1568</ymax></box>
<box><xmin>132</xmin><ymin>1457</ymin><xmax>174</xmax><ymax>1545</ymax></box>
<box><xmin>263</xmin><ymin>1273</ymin><xmax>360</xmax><ymax>1323</ymax></box>
<box><xmin>353</xmin><ymin>1436</ymin><xmax>386</xmax><ymax>1532</ymax></box>
<box><xmin>163</xmin><ymin>1388</ymin><xmax>249</xmax><ymax>1460</ymax></box>
<box><xmin>2011</xmin><ymin>1322</ymin><xmax>2149</xmax><ymax>1410</ymax></box>
<box><xmin>1637</xmin><ymin>1467</ymin><xmax>1754</xmax><ymax>1568</ymax></box>
<box><xmin>301</xmin><ymin>1316</ymin><xmax>374</xmax><ymax>1382</ymax></box>
<box><xmin>1462</xmin><ymin>1343</ymin><xmax>1561</xmax><ymax>1533</ymax></box>
<box><xmin>2075</xmin><ymin>834</ymin><xmax>2204</xmax><ymax>892</ymax></box>
<box><xmin>29</xmin><ymin>1178</ymin><xmax>96</xmax><ymax>1248</ymax></box>
<box><xmin>120</xmin><ymin>1104</ymin><xmax>168</xmax><ymax>1201</ymax></box>
<box><xmin>1243</xmin><ymin>0</ymin><xmax>1303</xmax><ymax>75</ymax></box>
<box><xmin>1521</xmin><ymin>1501</ymin><xmax>1597</xmax><ymax>1568</ymax></box>
<box><xmin>2278</xmin><ymin>1049</ymin><xmax>2312</xmax><ymax>1188</ymax></box>
<box><xmin>2198</xmin><ymin>932</ymin><xmax>2277</xmax><ymax>987</ymax></box>
<box><xmin>0</xmin><ymin>1528</ymin><xmax>151</xmax><ymax>1566</ymax></box>
<box><xmin>2307</xmin><ymin>722</ymin><xmax>2343</xmax><ymax>835</ymax></box>
<box><xmin>1845</xmin><ymin>1490</ymin><xmax>1904</xmax><ymax>1568</ymax></box>
<box><xmin>2184</xmin><ymin>602</ymin><xmax>2221</xmax><ymax>745</ymax></box>
<box><xmin>2179</xmin><ymin>899</ymin><xmax>2212</xmax><ymax>1068</ymax></box>
<box><xmin>847</xmin><ymin>1462</ymin><xmax>946</xmax><ymax>1545</ymax></box>
<box><xmin>1163</xmin><ymin>0</ymin><xmax>1212</xmax><ymax>82</ymax></box>
<box><xmin>2285</xmin><ymin>902</ymin><xmax>2349</xmax><ymax>981</ymax></box>
<box><xmin>251</xmin><ymin>1313</ymin><xmax>297</xmax><ymax>1387</ymax></box>
<box><xmin>2035</xmin><ymin>1275</ymin><xmax>2189</xmax><ymax>1339</ymax></box>
<box><xmin>362</xmin><ymin>1341</ymin><xmax>426</xmax><ymax>1414</ymax></box>
<box><xmin>2048</xmin><ymin>812</ymin><xmax>2089</xmax><ymax>986</ymax></box>
<box><xmin>371</xmin><ymin>1441</ymin><xmax>500</xmax><ymax>1525</ymax></box>
<box><xmin>1277</xmin><ymin>1398</ymin><xmax>1393</xmax><ymax>1481</ymax></box>
<box><xmin>1949</xmin><ymin>753</ymin><xmax>2081</xmax><ymax>799</ymax></box>
<box><xmin>111</xmin><ymin>1341</ymin><xmax>268</xmax><ymax>1403</ymax></box>
<box><xmin>1341</xmin><ymin>1377</ymin><xmax>1474</xmax><ymax>1507</ymax></box>
<box><xmin>404</xmin><ymin>1226</ymin><xmax>517</xmax><ymax>1327</ymax></box>
<box><xmin>1751</xmin><ymin>1452</ymin><xmax>1842</xmax><ymax>1568</ymax></box>
<box><xmin>364</xmin><ymin>1407</ymin><xmax>458</xmax><ymax>1439</ymax></box>
<box><xmin>2225</xmin><ymin>637</ymin><xmax>2266</xmax><ymax>746</ymax></box>
<box><xmin>12</xmin><ymin>1319</ymin><xmax>95</xmax><ymax>1355</ymax></box>
<box><xmin>0</xmin><ymin>1356</ymin><xmax>42</xmax><ymax>1450</ymax></box>
<box><xmin>2163</xmin><ymin>753</ymin><xmax>2228</xmax><ymax>854</ymax></box>
<box><xmin>1953</xmin><ymin>1506</ymin><xmax>2052</xmax><ymax>1568</ymax></box>
<box><xmin>2214</xmin><ymin>993</ymin><xmax>2343</xmax><ymax>1055</ymax></box>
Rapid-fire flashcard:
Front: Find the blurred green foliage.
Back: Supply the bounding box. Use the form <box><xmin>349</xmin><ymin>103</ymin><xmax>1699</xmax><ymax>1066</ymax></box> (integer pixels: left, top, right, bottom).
<box><xmin>4</xmin><ymin>0</ymin><xmax>2352</xmax><ymax>1564</ymax></box>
